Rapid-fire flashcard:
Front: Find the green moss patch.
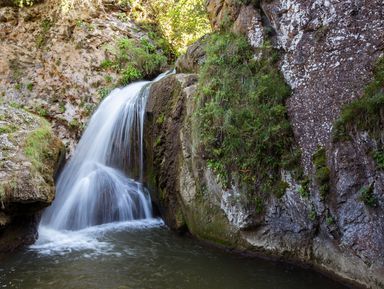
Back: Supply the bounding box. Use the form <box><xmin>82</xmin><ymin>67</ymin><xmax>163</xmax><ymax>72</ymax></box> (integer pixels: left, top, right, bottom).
<box><xmin>23</xmin><ymin>119</ymin><xmax>62</xmax><ymax>181</ymax></box>
<box><xmin>359</xmin><ymin>184</ymin><xmax>378</xmax><ymax>208</ymax></box>
<box><xmin>195</xmin><ymin>32</ymin><xmax>300</xmax><ymax>204</ymax></box>
<box><xmin>185</xmin><ymin>197</ymin><xmax>239</xmax><ymax>247</ymax></box>
<box><xmin>312</xmin><ymin>147</ymin><xmax>330</xmax><ymax>200</ymax></box>
<box><xmin>334</xmin><ymin>57</ymin><xmax>384</xmax><ymax>142</ymax></box>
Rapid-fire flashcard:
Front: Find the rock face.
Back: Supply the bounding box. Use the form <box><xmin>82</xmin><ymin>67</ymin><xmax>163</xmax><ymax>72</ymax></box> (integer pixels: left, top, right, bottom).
<box><xmin>0</xmin><ymin>0</ymin><xmax>155</xmax><ymax>154</ymax></box>
<box><xmin>0</xmin><ymin>104</ymin><xmax>63</xmax><ymax>256</ymax></box>
<box><xmin>0</xmin><ymin>0</ymin><xmax>169</xmax><ymax>255</ymax></box>
<box><xmin>146</xmin><ymin>1</ymin><xmax>384</xmax><ymax>288</ymax></box>
<box><xmin>145</xmin><ymin>74</ymin><xmax>239</xmax><ymax>244</ymax></box>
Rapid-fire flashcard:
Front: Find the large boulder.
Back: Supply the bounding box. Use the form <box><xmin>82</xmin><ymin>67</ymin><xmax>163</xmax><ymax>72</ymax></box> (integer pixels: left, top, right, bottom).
<box><xmin>0</xmin><ymin>104</ymin><xmax>64</xmax><ymax>255</ymax></box>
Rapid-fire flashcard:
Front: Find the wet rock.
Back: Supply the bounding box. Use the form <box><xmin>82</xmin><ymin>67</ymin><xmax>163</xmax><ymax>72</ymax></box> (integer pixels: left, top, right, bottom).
<box><xmin>148</xmin><ymin>1</ymin><xmax>384</xmax><ymax>288</ymax></box>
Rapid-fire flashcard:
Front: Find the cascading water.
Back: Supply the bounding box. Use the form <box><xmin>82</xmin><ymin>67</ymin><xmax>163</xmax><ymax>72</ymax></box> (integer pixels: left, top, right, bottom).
<box><xmin>2</xmin><ymin>72</ymin><xmax>348</xmax><ymax>289</ymax></box>
<box><xmin>40</xmin><ymin>73</ymin><xmax>169</xmax><ymax>232</ymax></box>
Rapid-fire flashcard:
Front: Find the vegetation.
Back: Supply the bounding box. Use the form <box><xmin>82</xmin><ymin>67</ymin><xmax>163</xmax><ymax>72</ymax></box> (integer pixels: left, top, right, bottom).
<box><xmin>298</xmin><ymin>177</ymin><xmax>310</xmax><ymax>198</ymax></box>
<box><xmin>101</xmin><ymin>37</ymin><xmax>167</xmax><ymax>86</ymax></box>
<box><xmin>11</xmin><ymin>0</ymin><xmax>210</xmax><ymax>56</ymax></box>
<box><xmin>334</xmin><ymin>57</ymin><xmax>384</xmax><ymax>141</ymax></box>
<box><xmin>308</xmin><ymin>208</ymin><xmax>317</xmax><ymax>221</ymax></box>
<box><xmin>121</xmin><ymin>0</ymin><xmax>210</xmax><ymax>55</ymax></box>
<box><xmin>36</xmin><ymin>19</ymin><xmax>53</xmax><ymax>48</ymax></box>
<box><xmin>359</xmin><ymin>184</ymin><xmax>378</xmax><ymax>208</ymax></box>
<box><xmin>196</xmin><ymin>32</ymin><xmax>300</xmax><ymax>207</ymax></box>
<box><xmin>326</xmin><ymin>215</ymin><xmax>334</xmax><ymax>225</ymax></box>
<box><xmin>373</xmin><ymin>150</ymin><xmax>384</xmax><ymax>170</ymax></box>
<box><xmin>0</xmin><ymin>124</ymin><xmax>17</xmax><ymax>134</ymax></box>
<box><xmin>12</xmin><ymin>0</ymin><xmax>34</xmax><ymax>6</ymax></box>
<box><xmin>23</xmin><ymin>120</ymin><xmax>57</xmax><ymax>177</ymax></box>
<box><xmin>312</xmin><ymin>147</ymin><xmax>330</xmax><ymax>199</ymax></box>
<box><xmin>148</xmin><ymin>0</ymin><xmax>211</xmax><ymax>54</ymax></box>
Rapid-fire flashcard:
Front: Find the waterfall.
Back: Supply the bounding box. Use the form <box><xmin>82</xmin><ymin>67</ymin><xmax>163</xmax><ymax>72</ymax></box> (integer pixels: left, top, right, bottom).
<box><xmin>40</xmin><ymin>73</ymin><xmax>169</xmax><ymax>231</ymax></box>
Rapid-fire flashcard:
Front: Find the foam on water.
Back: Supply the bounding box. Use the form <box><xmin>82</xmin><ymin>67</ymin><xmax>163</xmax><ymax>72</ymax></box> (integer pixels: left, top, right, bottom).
<box><xmin>31</xmin><ymin>219</ymin><xmax>164</xmax><ymax>257</ymax></box>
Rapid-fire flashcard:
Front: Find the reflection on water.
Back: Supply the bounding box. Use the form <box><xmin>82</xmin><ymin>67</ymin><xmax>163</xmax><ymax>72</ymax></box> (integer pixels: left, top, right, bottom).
<box><xmin>0</xmin><ymin>220</ymin><xmax>349</xmax><ymax>289</ymax></box>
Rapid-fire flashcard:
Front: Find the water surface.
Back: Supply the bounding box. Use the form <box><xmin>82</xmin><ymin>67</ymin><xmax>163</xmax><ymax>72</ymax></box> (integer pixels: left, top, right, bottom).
<box><xmin>1</xmin><ymin>219</ymin><xmax>349</xmax><ymax>289</ymax></box>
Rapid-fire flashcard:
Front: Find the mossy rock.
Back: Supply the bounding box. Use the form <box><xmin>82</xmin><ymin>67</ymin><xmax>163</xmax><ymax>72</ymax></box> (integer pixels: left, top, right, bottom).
<box><xmin>0</xmin><ymin>104</ymin><xmax>64</xmax><ymax>211</ymax></box>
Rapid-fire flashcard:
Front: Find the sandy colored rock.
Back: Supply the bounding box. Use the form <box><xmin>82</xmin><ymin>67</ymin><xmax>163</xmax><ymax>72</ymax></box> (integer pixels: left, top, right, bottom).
<box><xmin>0</xmin><ymin>104</ymin><xmax>64</xmax><ymax>254</ymax></box>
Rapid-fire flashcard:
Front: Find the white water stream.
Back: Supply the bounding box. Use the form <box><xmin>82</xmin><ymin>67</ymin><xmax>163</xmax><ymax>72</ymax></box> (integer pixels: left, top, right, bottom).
<box><xmin>35</xmin><ymin>73</ymin><xmax>170</xmax><ymax>252</ymax></box>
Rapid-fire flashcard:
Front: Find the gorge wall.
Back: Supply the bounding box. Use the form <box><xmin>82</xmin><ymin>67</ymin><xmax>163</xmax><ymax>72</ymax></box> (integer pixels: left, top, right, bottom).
<box><xmin>1</xmin><ymin>0</ymin><xmax>383</xmax><ymax>287</ymax></box>
<box><xmin>145</xmin><ymin>1</ymin><xmax>384</xmax><ymax>288</ymax></box>
<box><xmin>0</xmin><ymin>0</ymin><xmax>168</xmax><ymax>255</ymax></box>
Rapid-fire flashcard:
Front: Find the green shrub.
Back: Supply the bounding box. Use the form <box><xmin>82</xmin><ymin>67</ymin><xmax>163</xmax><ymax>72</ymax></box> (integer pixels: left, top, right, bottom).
<box><xmin>26</xmin><ymin>83</ymin><xmax>34</xmax><ymax>91</ymax></box>
<box><xmin>298</xmin><ymin>177</ymin><xmax>310</xmax><ymax>198</ymax></box>
<box><xmin>359</xmin><ymin>184</ymin><xmax>378</xmax><ymax>208</ymax></box>
<box><xmin>326</xmin><ymin>216</ymin><xmax>334</xmax><ymax>225</ymax></box>
<box><xmin>312</xmin><ymin>147</ymin><xmax>330</xmax><ymax>199</ymax></box>
<box><xmin>98</xmin><ymin>87</ymin><xmax>112</xmax><ymax>100</ymax></box>
<box><xmin>373</xmin><ymin>149</ymin><xmax>384</xmax><ymax>170</ymax></box>
<box><xmin>119</xmin><ymin>66</ymin><xmax>142</xmax><ymax>85</ymax></box>
<box><xmin>101</xmin><ymin>37</ymin><xmax>167</xmax><ymax>86</ymax></box>
<box><xmin>308</xmin><ymin>208</ymin><xmax>317</xmax><ymax>221</ymax></box>
<box><xmin>196</xmin><ymin>32</ymin><xmax>300</xmax><ymax>204</ymax></box>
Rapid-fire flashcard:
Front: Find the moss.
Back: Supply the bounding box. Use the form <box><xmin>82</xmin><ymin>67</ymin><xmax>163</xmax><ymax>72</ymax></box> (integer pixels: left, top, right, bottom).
<box><xmin>98</xmin><ymin>87</ymin><xmax>112</xmax><ymax>100</ymax></box>
<box><xmin>59</xmin><ymin>103</ymin><xmax>66</xmax><ymax>113</ymax></box>
<box><xmin>156</xmin><ymin>113</ymin><xmax>166</xmax><ymax>125</ymax></box>
<box><xmin>333</xmin><ymin>56</ymin><xmax>384</xmax><ymax>142</ymax></box>
<box><xmin>312</xmin><ymin>147</ymin><xmax>330</xmax><ymax>200</ymax></box>
<box><xmin>308</xmin><ymin>208</ymin><xmax>317</xmax><ymax>221</ymax></box>
<box><xmin>36</xmin><ymin>19</ymin><xmax>53</xmax><ymax>48</ymax></box>
<box><xmin>275</xmin><ymin>181</ymin><xmax>289</xmax><ymax>199</ymax></box>
<box><xmin>26</xmin><ymin>83</ymin><xmax>34</xmax><ymax>91</ymax></box>
<box><xmin>36</xmin><ymin>107</ymin><xmax>49</xmax><ymax>117</ymax></box>
<box><xmin>69</xmin><ymin>118</ymin><xmax>81</xmax><ymax>131</ymax></box>
<box><xmin>104</xmin><ymin>75</ymin><xmax>113</xmax><ymax>83</ymax></box>
<box><xmin>154</xmin><ymin>135</ymin><xmax>162</xmax><ymax>147</ymax></box>
<box><xmin>100</xmin><ymin>59</ymin><xmax>114</xmax><ymax>70</ymax></box>
<box><xmin>373</xmin><ymin>149</ymin><xmax>384</xmax><ymax>170</ymax></box>
<box><xmin>15</xmin><ymin>83</ymin><xmax>22</xmax><ymax>90</ymax></box>
<box><xmin>253</xmin><ymin>196</ymin><xmax>264</xmax><ymax>214</ymax></box>
<box><xmin>185</xmin><ymin>197</ymin><xmax>238</xmax><ymax>247</ymax></box>
<box><xmin>195</xmin><ymin>32</ymin><xmax>300</xmax><ymax>205</ymax></box>
<box><xmin>23</xmin><ymin>119</ymin><xmax>62</xmax><ymax>181</ymax></box>
<box><xmin>0</xmin><ymin>124</ymin><xmax>17</xmax><ymax>134</ymax></box>
<box><xmin>9</xmin><ymin>101</ymin><xmax>23</xmax><ymax>109</ymax></box>
<box><xmin>298</xmin><ymin>177</ymin><xmax>310</xmax><ymax>198</ymax></box>
<box><xmin>359</xmin><ymin>184</ymin><xmax>378</xmax><ymax>208</ymax></box>
<box><xmin>326</xmin><ymin>215</ymin><xmax>334</xmax><ymax>225</ymax></box>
